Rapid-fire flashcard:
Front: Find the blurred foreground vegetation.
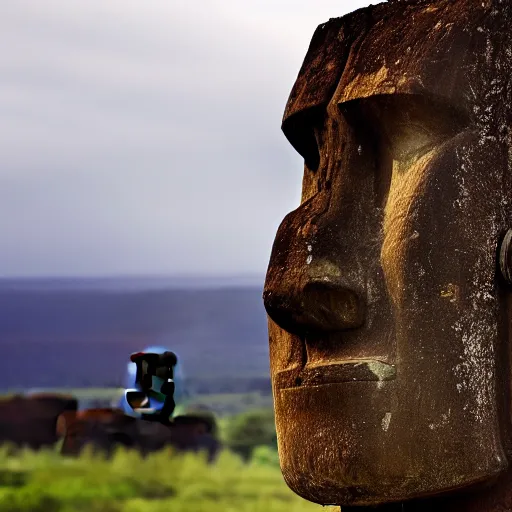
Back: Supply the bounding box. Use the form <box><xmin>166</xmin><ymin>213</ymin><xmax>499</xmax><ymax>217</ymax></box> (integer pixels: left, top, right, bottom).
<box><xmin>0</xmin><ymin>404</ymin><xmax>334</xmax><ymax>511</ymax></box>
<box><xmin>0</xmin><ymin>446</ymin><xmax>330</xmax><ymax>512</ymax></box>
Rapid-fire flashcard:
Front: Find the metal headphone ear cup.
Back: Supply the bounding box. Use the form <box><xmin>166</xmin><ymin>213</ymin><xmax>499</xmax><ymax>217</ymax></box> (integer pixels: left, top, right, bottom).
<box><xmin>499</xmin><ymin>228</ymin><xmax>512</xmax><ymax>284</ymax></box>
<box><xmin>160</xmin><ymin>351</ymin><xmax>177</xmax><ymax>366</ymax></box>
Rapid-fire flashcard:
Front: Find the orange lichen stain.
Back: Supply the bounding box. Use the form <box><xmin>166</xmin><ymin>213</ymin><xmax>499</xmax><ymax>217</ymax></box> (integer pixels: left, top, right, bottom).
<box><xmin>441</xmin><ymin>283</ymin><xmax>459</xmax><ymax>302</ymax></box>
<box><xmin>341</xmin><ymin>66</ymin><xmax>397</xmax><ymax>102</ymax></box>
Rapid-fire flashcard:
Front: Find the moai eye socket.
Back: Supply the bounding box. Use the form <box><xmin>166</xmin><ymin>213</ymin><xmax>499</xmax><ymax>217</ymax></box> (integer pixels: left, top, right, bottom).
<box><xmin>339</xmin><ymin>93</ymin><xmax>470</xmax><ymax>162</ymax></box>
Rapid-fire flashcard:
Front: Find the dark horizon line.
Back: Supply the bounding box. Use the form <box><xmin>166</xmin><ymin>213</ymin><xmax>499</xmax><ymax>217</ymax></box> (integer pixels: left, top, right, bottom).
<box><xmin>0</xmin><ymin>273</ymin><xmax>266</xmax><ymax>291</ymax></box>
<box><xmin>0</xmin><ymin>272</ymin><xmax>266</xmax><ymax>281</ymax></box>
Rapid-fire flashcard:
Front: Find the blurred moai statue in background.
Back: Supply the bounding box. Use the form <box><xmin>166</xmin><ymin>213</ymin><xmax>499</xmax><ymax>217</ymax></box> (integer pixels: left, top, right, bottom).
<box><xmin>263</xmin><ymin>0</ymin><xmax>512</xmax><ymax>510</ymax></box>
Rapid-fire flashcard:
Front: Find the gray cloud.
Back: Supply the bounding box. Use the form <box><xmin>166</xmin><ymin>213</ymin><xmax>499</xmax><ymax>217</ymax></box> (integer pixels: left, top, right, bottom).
<box><xmin>0</xmin><ymin>0</ymin><xmax>374</xmax><ymax>276</ymax></box>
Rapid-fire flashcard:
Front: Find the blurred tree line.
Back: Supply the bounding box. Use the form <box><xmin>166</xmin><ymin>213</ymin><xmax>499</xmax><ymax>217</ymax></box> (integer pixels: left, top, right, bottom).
<box><xmin>184</xmin><ymin>376</ymin><xmax>272</xmax><ymax>395</ymax></box>
<box><xmin>222</xmin><ymin>408</ymin><xmax>277</xmax><ymax>461</ymax></box>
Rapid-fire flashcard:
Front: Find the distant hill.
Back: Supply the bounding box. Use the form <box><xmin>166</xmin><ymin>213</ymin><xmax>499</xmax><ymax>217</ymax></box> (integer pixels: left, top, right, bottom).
<box><xmin>0</xmin><ymin>274</ymin><xmax>265</xmax><ymax>291</ymax></box>
<box><xmin>0</xmin><ymin>277</ymin><xmax>270</xmax><ymax>390</ymax></box>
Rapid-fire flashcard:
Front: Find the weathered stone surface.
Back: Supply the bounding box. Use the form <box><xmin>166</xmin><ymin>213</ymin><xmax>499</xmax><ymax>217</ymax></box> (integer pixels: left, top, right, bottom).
<box><xmin>263</xmin><ymin>0</ymin><xmax>512</xmax><ymax>509</ymax></box>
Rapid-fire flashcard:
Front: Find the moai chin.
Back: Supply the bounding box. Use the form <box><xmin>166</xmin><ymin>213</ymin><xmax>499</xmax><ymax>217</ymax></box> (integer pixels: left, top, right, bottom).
<box><xmin>263</xmin><ymin>0</ymin><xmax>512</xmax><ymax>510</ymax></box>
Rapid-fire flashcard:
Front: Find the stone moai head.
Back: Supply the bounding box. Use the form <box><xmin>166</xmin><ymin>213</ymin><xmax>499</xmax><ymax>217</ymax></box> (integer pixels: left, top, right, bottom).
<box><xmin>263</xmin><ymin>0</ymin><xmax>512</xmax><ymax>507</ymax></box>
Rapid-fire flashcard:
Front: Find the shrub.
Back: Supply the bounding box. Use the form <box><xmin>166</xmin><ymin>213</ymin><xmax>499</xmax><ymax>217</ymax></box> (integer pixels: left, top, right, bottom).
<box><xmin>250</xmin><ymin>445</ymin><xmax>280</xmax><ymax>468</ymax></box>
<box><xmin>223</xmin><ymin>408</ymin><xmax>277</xmax><ymax>461</ymax></box>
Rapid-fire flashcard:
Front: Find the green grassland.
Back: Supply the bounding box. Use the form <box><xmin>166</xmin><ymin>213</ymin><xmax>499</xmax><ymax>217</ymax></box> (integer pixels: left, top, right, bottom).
<box><xmin>0</xmin><ymin>446</ymin><xmax>334</xmax><ymax>512</ymax></box>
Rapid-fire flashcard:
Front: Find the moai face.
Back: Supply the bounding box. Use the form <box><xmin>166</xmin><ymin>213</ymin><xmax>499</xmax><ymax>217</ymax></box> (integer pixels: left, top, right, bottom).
<box><xmin>263</xmin><ymin>0</ymin><xmax>512</xmax><ymax>506</ymax></box>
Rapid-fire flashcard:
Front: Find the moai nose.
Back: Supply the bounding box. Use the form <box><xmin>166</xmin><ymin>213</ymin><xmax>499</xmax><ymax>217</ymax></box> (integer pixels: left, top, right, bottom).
<box><xmin>263</xmin><ymin>203</ymin><xmax>366</xmax><ymax>336</ymax></box>
<box><xmin>263</xmin><ymin>278</ymin><xmax>364</xmax><ymax>336</ymax></box>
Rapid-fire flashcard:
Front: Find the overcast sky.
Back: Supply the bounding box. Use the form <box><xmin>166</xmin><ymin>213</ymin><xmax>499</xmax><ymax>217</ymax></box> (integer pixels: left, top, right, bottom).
<box><xmin>0</xmin><ymin>1</ymin><xmax>375</xmax><ymax>278</ymax></box>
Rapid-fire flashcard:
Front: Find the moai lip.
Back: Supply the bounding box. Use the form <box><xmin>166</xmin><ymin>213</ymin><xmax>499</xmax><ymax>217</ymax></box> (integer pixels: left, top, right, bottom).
<box><xmin>264</xmin><ymin>0</ymin><xmax>512</xmax><ymax>509</ymax></box>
